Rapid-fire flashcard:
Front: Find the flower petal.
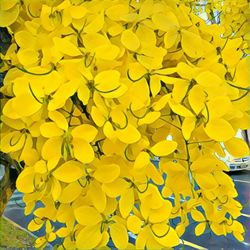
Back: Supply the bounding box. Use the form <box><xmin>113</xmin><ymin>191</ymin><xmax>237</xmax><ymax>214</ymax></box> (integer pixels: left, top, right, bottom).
<box><xmin>76</xmin><ymin>224</ymin><xmax>102</xmax><ymax>249</ymax></box>
<box><xmin>204</xmin><ymin>118</ymin><xmax>235</xmax><ymax>141</ymax></box>
<box><xmin>0</xmin><ymin>4</ymin><xmax>19</xmax><ymax>27</ymax></box>
<box><xmin>110</xmin><ymin>222</ymin><xmax>128</xmax><ymax>249</ymax></box>
<box><xmin>224</xmin><ymin>137</ymin><xmax>249</xmax><ymax>158</ymax></box>
<box><xmin>74</xmin><ymin>206</ymin><xmax>102</xmax><ymax>226</ymax></box>
<box><xmin>116</xmin><ymin>124</ymin><xmax>141</xmax><ymax>144</ymax></box>
<box><xmin>52</xmin><ymin>160</ymin><xmax>83</xmax><ymax>183</ymax></box>
<box><xmin>121</xmin><ymin>29</ymin><xmax>140</xmax><ymax>51</ymax></box>
<box><xmin>150</xmin><ymin>140</ymin><xmax>177</xmax><ymax>157</ymax></box>
<box><xmin>94</xmin><ymin>164</ymin><xmax>120</xmax><ymax>184</ymax></box>
<box><xmin>72</xmin><ymin>138</ymin><xmax>95</xmax><ymax>163</ymax></box>
<box><xmin>71</xmin><ymin>124</ymin><xmax>98</xmax><ymax>142</ymax></box>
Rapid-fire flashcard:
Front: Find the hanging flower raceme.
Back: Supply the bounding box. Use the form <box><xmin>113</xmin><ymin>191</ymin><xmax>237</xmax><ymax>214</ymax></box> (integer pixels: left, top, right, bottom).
<box><xmin>0</xmin><ymin>0</ymin><xmax>249</xmax><ymax>249</ymax></box>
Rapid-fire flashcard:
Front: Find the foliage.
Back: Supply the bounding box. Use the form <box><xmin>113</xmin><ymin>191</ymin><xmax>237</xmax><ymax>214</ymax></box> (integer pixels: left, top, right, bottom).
<box><xmin>0</xmin><ymin>0</ymin><xmax>249</xmax><ymax>249</ymax></box>
<box><xmin>0</xmin><ymin>217</ymin><xmax>34</xmax><ymax>248</ymax></box>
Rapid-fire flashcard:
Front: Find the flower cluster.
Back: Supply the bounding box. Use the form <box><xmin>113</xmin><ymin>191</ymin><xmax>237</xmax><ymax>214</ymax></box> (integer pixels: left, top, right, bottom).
<box><xmin>0</xmin><ymin>0</ymin><xmax>249</xmax><ymax>249</ymax></box>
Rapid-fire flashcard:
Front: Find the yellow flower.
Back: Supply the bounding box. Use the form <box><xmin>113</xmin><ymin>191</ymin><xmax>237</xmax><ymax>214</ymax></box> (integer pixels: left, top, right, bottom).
<box><xmin>1</xmin><ymin>0</ymin><xmax>249</xmax><ymax>248</ymax></box>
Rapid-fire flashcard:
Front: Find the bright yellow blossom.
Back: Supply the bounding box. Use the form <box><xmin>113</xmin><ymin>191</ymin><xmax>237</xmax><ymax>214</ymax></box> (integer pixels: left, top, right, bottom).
<box><xmin>0</xmin><ymin>0</ymin><xmax>249</xmax><ymax>248</ymax></box>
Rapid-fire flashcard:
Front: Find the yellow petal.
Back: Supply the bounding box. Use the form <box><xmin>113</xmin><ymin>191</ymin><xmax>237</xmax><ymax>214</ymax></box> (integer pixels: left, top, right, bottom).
<box><xmin>51</xmin><ymin>178</ymin><xmax>62</xmax><ymax>201</ymax></box>
<box><xmin>0</xmin><ymin>0</ymin><xmax>18</xmax><ymax>10</ymax></box>
<box><xmin>169</xmin><ymin>100</ymin><xmax>194</xmax><ymax>117</ymax></box>
<box><xmin>94</xmin><ymin>164</ymin><xmax>120</xmax><ymax>184</ymax></box>
<box><xmin>119</xmin><ymin>188</ymin><xmax>134</xmax><ymax>218</ymax></box>
<box><xmin>191</xmin><ymin>210</ymin><xmax>205</xmax><ymax>222</ymax></box>
<box><xmin>151</xmin><ymin>224</ymin><xmax>179</xmax><ymax>247</ymax></box>
<box><xmin>78</xmin><ymin>84</ymin><xmax>90</xmax><ymax>105</ymax></box>
<box><xmin>116</xmin><ymin>124</ymin><xmax>141</xmax><ymax>144</ymax></box>
<box><xmin>138</xmin><ymin>111</ymin><xmax>161</xmax><ymax>126</ymax></box>
<box><xmin>164</xmin><ymin>28</ymin><xmax>179</xmax><ymax>48</ymax></box>
<box><xmin>191</xmin><ymin>157</ymin><xmax>218</xmax><ymax>173</ymax></box>
<box><xmin>72</xmin><ymin>138</ymin><xmax>95</xmax><ymax>163</ymax></box>
<box><xmin>98</xmin><ymin>83</ymin><xmax>128</xmax><ymax>99</ymax></box>
<box><xmin>152</xmin><ymin>94</ymin><xmax>171</xmax><ymax>111</ymax></box>
<box><xmin>195</xmin><ymin>173</ymin><xmax>218</xmax><ymax>190</ymax></box>
<box><xmin>233</xmin><ymin>232</ymin><xmax>244</xmax><ymax>242</ymax></box>
<box><xmin>232</xmin><ymin>220</ymin><xmax>245</xmax><ymax>234</ymax></box>
<box><xmin>129</xmin><ymin>79</ymin><xmax>150</xmax><ymax>110</ymax></box>
<box><xmin>58</xmin><ymin>181</ymin><xmax>82</xmax><ymax>203</ymax></box>
<box><xmin>152</xmin><ymin>12</ymin><xmax>179</xmax><ymax>32</ymax></box>
<box><xmin>48</xmin><ymin>110</ymin><xmax>68</xmax><ymax>131</ymax></box>
<box><xmin>196</xmin><ymin>71</ymin><xmax>223</xmax><ymax>87</ymax></box>
<box><xmin>69</xmin><ymin>5</ymin><xmax>88</xmax><ymax>19</ymax></box>
<box><xmin>74</xmin><ymin>206</ymin><xmax>102</xmax><ymax>225</ymax></box>
<box><xmin>95</xmin><ymin>44</ymin><xmax>120</xmax><ymax>60</ymax></box>
<box><xmin>188</xmin><ymin>85</ymin><xmax>206</xmax><ymax>115</ymax></box>
<box><xmin>181</xmin><ymin>29</ymin><xmax>204</xmax><ymax>58</ymax></box>
<box><xmin>195</xmin><ymin>222</ymin><xmax>207</xmax><ymax>236</ymax></box>
<box><xmin>224</xmin><ymin>137</ymin><xmax>249</xmax><ymax>158</ymax></box>
<box><xmin>147</xmin><ymin>162</ymin><xmax>164</xmax><ymax>185</ymax></box>
<box><xmin>16</xmin><ymin>167</ymin><xmax>35</xmax><ymax>193</ymax></box>
<box><xmin>12</xmin><ymin>93</ymin><xmax>42</xmax><ymax>117</ymax></box>
<box><xmin>2</xmin><ymin>99</ymin><xmax>20</xmax><ymax>119</ymax></box>
<box><xmin>137</xmin><ymin>46</ymin><xmax>166</xmax><ymax>70</ymax></box>
<box><xmin>34</xmin><ymin>160</ymin><xmax>47</xmax><ymax>174</ymax></box>
<box><xmin>102</xmin><ymin>178</ymin><xmax>128</xmax><ymax>198</ymax></box>
<box><xmin>175</xmin><ymin>223</ymin><xmax>186</xmax><ymax>237</ymax></box>
<box><xmin>150</xmin><ymin>140</ymin><xmax>177</xmax><ymax>156</ymax></box>
<box><xmin>172</xmin><ymin>80</ymin><xmax>189</xmax><ymax>103</ymax></box>
<box><xmin>53</xmin><ymin>37</ymin><xmax>81</xmax><ymax>57</ymax></box>
<box><xmin>182</xmin><ymin>117</ymin><xmax>196</xmax><ymax>140</ymax></box>
<box><xmin>121</xmin><ymin>29</ymin><xmax>140</xmax><ymax>51</ymax></box>
<box><xmin>0</xmin><ymin>131</ymin><xmax>25</xmax><ymax>153</ymax></box>
<box><xmin>48</xmin><ymin>81</ymin><xmax>79</xmax><ymax>111</ymax></box>
<box><xmin>91</xmin><ymin>106</ymin><xmax>107</xmax><ymax>127</ymax></box>
<box><xmin>82</xmin><ymin>33</ymin><xmax>109</xmax><ymax>51</ymax></box>
<box><xmin>134</xmin><ymin>152</ymin><xmax>150</xmax><ymax>170</ymax></box>
<box><xmin>127</xmin><ymin>215</ymin><xmax>142</xmax><ymax>234</ymax></box>
<box><xmin>234</xmin><ymin>57</ymin><xmax>250</xmax><ymax>88</ymax></box>
<box><xmin>41</xmin><ymin>137</ymin><xmax>62</xmax><ymax>162</ymax></box>
<box><xmin>149</xmin><ymin>201</ymin><xmax>172</xmax><ymax>223</ymax></box>
<box><xmin>94</xmin><ymin>70</ymin><xmax>120</xmax><ymax>92</ymax></box>
<box><xmin>110</xmin><ymin>222</ymin><xmax>128</xmax><ymax>249</ymax></box>
<box><xmin>20</xmin><ymin>148</ymin><xmax>39</xmax><ymax>166</ymax></box>
<box><xmin>56</xmin><ymin>227</ymin><xmax>70</xmax><ymax>238</ymax></box>
<box><xmin>108</xmin><ymin>23</ymin><xmax>124</xmax><ymax>36</ymax></box>
<box><xmin>204</xmin><ymin>118</ymin><xmax>235</xmax><ymax>141</ymax></box>
<box><xmin>17</xmin><ymin>49</ymin><xmax>39</xmax><ymax>66</ymax></box>
<box><xmin>0</xmin><ymin>4</ymin><xmax>19</xmax><ymax>27</ymax></box>
<box><xmin>97</xmin><ymin>232</ymin><xmax>110</xmax><ymax>248</ymax></box>
<box><xmin>207</xmin><ymin>96</ymin><xmax>232</xmax><ymax>118</ymax></box>
<box><xmin>84</xmin><ymin>13</ymin><xmax>104</xmax><ymax>33</ymax></box>
<box><xmin>52</xmin><ymin>160</ymin><xmax>83</xmax><ymax>183</ymax></box>
<box><xmin>110</xmin><ymin>109</ymin><xmax>128</xmax><ymax>129</ymax></box>
<box><xmin>88</xmin><ymin>181</ymin><xmax>107</xmax><ymax>213</ymax></box>
<box><xmin>176</xmin><ymin>62</ymin><xmax>197</xmax><ymax>79</ymax></box>
<box><xmin>141</xmin><ymin>25</ymin><xmax>157</xmax><ymax>47</ymax></box>
<box><xmin>136</xmin><ymin>225</ymin><xmax>150</xmax><ymax>249</ymax></box>
<box><xmin>160</xmin><ymin>161</ymin><xmax>186</xmax><ymax>175</ymax></box>
<box><xmin>71</xmin><ymin>124</ymin><xmax>97</xmax><ymax>142</ymax></box>
<box><xmin>28</xmin><ymin>219</ymin><xmax>44</xmax><ymax>232</ymax></box>
<box><xmin>103</xmin><ymin>121</ymin><xmax>116</xmax><ymax>140</ymax></box>
<box><xmin>34</xmin><ymin>237</ymin><xmax>47</xmax><ymax>249</ymax></box>
<box><xmin>106</xmin><ymin>4</ymin><xmax>129</xmax><ymax>21</ymax></box>
<box><xmin>76</xmin><ymin>224</ymin><xmax>102</xmax><ymax>249</ymax></box>
<box><xmin>128</xmin><ymin>62</ymin><xmax>147</xmax><ymax>82</ymax></box>
<box><xmin>40</xmin><ymin>122</ymin><xmax>64</xmax><ymax>138</ymax></box>
<box><xmin>15</xmin><ymin>30</ymin><xmax>36</xmax><ymax>49</ymax></box>
<box><xmin>150</xmin><ymin>75</ymin><xmax>161</xmax><ymax>97</ymax></box>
